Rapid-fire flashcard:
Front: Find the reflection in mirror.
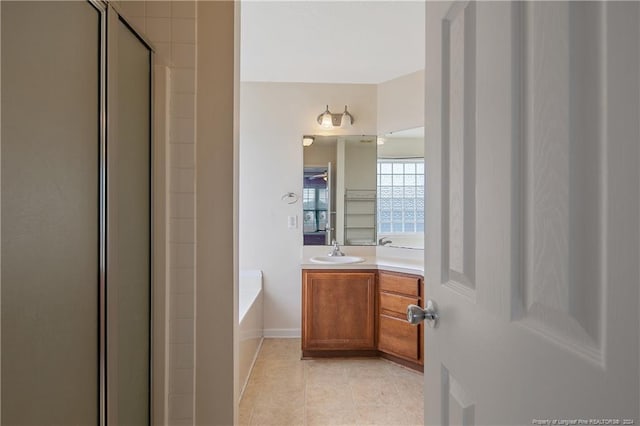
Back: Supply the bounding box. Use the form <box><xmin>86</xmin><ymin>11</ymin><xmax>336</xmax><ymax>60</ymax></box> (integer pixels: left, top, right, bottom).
<box><xmin>303</xmin><ymin>135</ymin><xmax>377</xmax><ymax>246</ymax></box>
<box><xmin>377</xmin><ymin>127</ymin><xmax>425</xmax><ymax>249</ymax></box>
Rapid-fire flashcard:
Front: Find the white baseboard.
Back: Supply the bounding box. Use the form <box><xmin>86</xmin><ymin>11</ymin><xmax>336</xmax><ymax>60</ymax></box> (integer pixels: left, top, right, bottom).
<box><xmin>263</xmin><ymin>328</ymin><xmax>301</xmax><ymax>338</ymax></box>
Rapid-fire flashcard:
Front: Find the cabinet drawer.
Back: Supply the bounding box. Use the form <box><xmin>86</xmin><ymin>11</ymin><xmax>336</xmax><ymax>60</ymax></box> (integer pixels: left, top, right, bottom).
<box><xmin>379</xmin><ymin>272</ymin><xmax>421</xmax><ymax>296</ymax></box>
<box><xmin>378</xmin><ymin>315</ymin><xmax>420</xmax><ymax>361</ymax></box>
<box><xmin>380</xmin><ymin>292</ymin><xmax>419</xmax><ymax>316</ymax></box>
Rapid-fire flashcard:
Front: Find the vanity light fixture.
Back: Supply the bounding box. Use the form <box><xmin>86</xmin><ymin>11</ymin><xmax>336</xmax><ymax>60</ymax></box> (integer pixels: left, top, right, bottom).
<box><xmin>316</xmin><ymin>105</ymin><xmax>355</xmax><ymax>129</ymax></box>
<box><xmin>340</xmin><ymin>106</ymin><xmax>354</xmax><ymax>129</ymax></box>
<box><xmin>302</xmin><ymin>136</ymin><xmax>314</xmax><ymax>147</ymax></box>
<box><xmin>318</xmin><ymin>105</ymin><xmax>333</xmax><ymax>129</ymax></box>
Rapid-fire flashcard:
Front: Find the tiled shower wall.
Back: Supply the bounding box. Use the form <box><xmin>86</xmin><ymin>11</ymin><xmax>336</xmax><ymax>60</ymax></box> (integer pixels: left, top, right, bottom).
<box><xmin>117</xmin><ymin>1</ymin><xmax>197</xmax><ymax>424</ymax></box>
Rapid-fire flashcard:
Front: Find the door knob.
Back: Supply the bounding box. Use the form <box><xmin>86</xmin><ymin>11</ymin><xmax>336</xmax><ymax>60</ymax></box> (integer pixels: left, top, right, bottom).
<box><xmin>407</xmin><ymin>300</ymin><xmax>439</xmax><ymax>328</ymax></box>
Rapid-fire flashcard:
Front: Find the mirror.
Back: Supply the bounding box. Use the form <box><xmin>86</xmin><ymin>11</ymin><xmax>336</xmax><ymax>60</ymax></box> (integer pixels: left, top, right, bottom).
<box><xmin>303</xmin><ymin>135</ymin><xmax>377</xmax><ymax>246</ymax></box>
<box><xmin>376</xmin><ymin>127</ymin><xmax>425</xmax><ymax>249</ymax></box>
<box><xmin>302</xmin><ymin>129</ymin><xmax>424</xmax><ymax>249</ymax></box>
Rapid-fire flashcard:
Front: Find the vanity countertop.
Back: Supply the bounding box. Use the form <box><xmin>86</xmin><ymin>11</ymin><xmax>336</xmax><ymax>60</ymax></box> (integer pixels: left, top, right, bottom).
<box><xmin>300</xmin><ymin>255</ymin><xmax>423</xmax><ymax>275</ymax></box>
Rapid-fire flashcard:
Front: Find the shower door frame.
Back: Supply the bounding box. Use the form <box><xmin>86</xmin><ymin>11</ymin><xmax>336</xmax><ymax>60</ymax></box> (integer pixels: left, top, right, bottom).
<box><xmin>91</xmin><ymin>1</ymin><xmax>158</xmax><ymax>425</ymax></box>
<box><xmin>0</xmin><ymin>1</ymin><xmax>163</xmax><ymax>423</ymax></box>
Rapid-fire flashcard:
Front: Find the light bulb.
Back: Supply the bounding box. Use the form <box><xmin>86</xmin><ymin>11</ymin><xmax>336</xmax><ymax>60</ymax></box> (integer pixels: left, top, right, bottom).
<box><xmin>320</xmin><ymin>106</ymin><xmax>333</xmax><ymax>129</ymax></box>
<box><xmin>340</xmin><ymin>105</ymin><xmax>352</xmax><ymax>129</ymax></box>
<box><xmin>302</xmin><ymin>136</ymin><xmax>314</xmax><ymax>146</ymax></box>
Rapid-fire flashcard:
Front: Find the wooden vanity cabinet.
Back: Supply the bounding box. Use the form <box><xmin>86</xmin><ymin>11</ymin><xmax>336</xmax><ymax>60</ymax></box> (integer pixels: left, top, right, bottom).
<box><xmin>302</xmin><ymin>270</ymin><xmax>377</xmax><ymax>356</ymax></box>
<box><xmin>377</xmin><ymin>271</ymin><xmax>423</xmax><ymax>369</ymax></box>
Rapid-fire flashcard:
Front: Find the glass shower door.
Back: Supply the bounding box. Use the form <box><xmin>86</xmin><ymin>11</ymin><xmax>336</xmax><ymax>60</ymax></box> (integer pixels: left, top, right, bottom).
<box><xmin>107</xmin><ymin>15</ymin><xmax>152</xmax><ymax>426</ymax></box>
<box><xmin>1</xmin><ymin>1</ymin><xmax>101</xmax><ymax>423</ymax></box>
<box><xmin>2</xmin><ymin>3</ymin><xmax>153</xmax><ymax>424</ymax></box>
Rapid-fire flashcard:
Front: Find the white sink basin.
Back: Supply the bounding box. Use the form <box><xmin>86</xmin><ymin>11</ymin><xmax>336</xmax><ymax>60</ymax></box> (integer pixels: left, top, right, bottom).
<box><xmin>309</xmin><ymin>255</ymin><xmax>366</xmax><ymax>265</ymax></box>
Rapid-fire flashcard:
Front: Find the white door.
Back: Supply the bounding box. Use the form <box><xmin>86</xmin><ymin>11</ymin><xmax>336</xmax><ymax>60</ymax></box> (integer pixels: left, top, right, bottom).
<box><xmin>424</xmin><ymin>2</ymin><xmax>639</xmax><ymax>425</ymax></box>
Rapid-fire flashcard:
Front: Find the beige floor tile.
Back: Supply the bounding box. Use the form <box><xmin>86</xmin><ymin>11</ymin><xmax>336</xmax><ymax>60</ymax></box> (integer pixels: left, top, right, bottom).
<box><xmin>248</xmin><ymin>367</ymin><xmax>305</xmax><ymax>392</ymax></box>
<box><xmin>355</xmin><ymin>405</ymin><xmax>402</xmax><ymax>425</ymax></box>
<box><xmin>269</xmin><ymin>389</ymin><xmax>306</xmax><ymax>408</ymax></box>
<box><xmin>249</xmin><ymin>404</ymin><xmax>305</xmax><ymax>426</ymax></box>
<box><xmin>241</xmin><ymin>338</ymin><xmax>424</xmax><ymax>426</ymax></box>
<box><xmin>390</xmin><ymin>377</ymin><xmax>425</xmax><ymax>410</ymax></box>
<box><xmin>305</xmin><ymin>407</ymin><xmax>360</xmax><ymax>426</ymax></box>
<box><xmin>238</xmin><ymin>398</ymin><xmax>253</xmax><ymax>426</ymax></box>
<box><xmin>403</xmin><ymin>405</ymin><xmax>425</xmax><ymax>425</ymax></box>
<box><xmin>349</xmin><ymin>377</ymin><xmax>402</xmax><ymax>406</ymax></box>
<box><xmin>306</xmin><ymin>383</ymin><xmax>354</xmax><ymax>409</ymax></box>
<box><xmin>305</xmin><ymin>360</ymin><xmax>350</xmax><ymax>387</ymax></box>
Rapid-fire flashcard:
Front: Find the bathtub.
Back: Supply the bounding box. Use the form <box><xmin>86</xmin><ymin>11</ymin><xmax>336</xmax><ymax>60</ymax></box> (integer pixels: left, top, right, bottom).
<box><xmin>239</xmin><ymin>270</ymin><xmax>264</xmax><ymax>396</ymax></box>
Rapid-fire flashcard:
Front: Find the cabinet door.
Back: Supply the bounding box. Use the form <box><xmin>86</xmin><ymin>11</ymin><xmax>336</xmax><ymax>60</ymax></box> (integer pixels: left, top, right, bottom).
<box><xmin>302</xmin><ymin>271</ymin><xmax>376</xmax><ymax>351</ymax></box>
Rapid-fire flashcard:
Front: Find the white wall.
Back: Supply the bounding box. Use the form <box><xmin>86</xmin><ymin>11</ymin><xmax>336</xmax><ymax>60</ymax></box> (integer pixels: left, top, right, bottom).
<box><xmin>239</xmin><ymin>82</ymin><xmax>377</xmax><ymax>336</ymax></box>
<box><xmin>239</xmin><ymin>73</ymin><xmax>425</xmax><ymax>335</ymax></box>
<box><xmin>378</xmin><ymin>137</ymin><xmax>424</xmax><ymax>158</ymax></box>
<box><xmin>195</xmin><ymin>2</ymin><xmax>236</xmax><ymax>424</ymax></box>
<box><xmin>377</xmin><ymin>70</ymin><xmax>425</xmax><ymax>135</ymax></box>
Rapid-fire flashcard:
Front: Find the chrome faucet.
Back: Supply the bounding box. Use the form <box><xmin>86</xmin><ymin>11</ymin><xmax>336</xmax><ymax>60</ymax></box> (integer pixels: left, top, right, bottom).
<box><xmin>328</xmin><ymin>240</ymin><xmax>345</xmax><ymax>257</ymax></box>
<box><xmin>378</xmin><ymin>236</ymin><xmax>393</xmax><ymax>246</ymax></box>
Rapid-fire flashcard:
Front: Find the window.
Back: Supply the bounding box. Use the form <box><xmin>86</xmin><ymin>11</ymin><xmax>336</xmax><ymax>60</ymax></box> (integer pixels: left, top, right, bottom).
<box><xmin>377</xmin><ymin>159</ymin><xmax>424</xmax><ymax>233</ymax></box>
<box><xmin>303</xmin><ymin>187</ymin><xmax>328</xmax><ymax>232</ymax></box>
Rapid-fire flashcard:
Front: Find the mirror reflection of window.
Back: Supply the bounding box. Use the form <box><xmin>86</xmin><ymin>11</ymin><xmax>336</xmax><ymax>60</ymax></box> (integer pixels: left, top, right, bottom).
<box><xmin>377</xmin><ymin>159</ymin><xmax>425</xmax><ymax>234</ymax></box>
<box><xmin>377</xmin><ymin>127</ymin><xmax>425</xmax><ymax>249</ymax></box>
<box><xmin>303</xmin><ymin>168</ymin><xmax>329</xmax><ymax>245</ymax></box>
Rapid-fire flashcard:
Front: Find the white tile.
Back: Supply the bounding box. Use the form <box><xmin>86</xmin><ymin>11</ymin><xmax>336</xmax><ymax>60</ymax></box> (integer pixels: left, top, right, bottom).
<box><xmin>153</xmin><ymin>42</ymin><xmax>172</xmax><ymax>64</ymax></box>
<box><xmin>146</xmin><ymin>1</ymin><xmax>171</xmax><ymax>18</ymax></box>
<box><xmin>169</xmin><ymin>144</ymin><xmax>195</xmax><ymax>168</ymax></box>
<box><xmin>127</xmin><ymin>16</ymin><xmax>146</xmax><ymax>34</ymax></box>
<box><xmin>120</xmin><ymin>1</ymin><xmax>145</xmax><ymax>18</ymax></box>
<box><xmin>169</xmin><ymin>193</ymin><xmax>195</xmax><ymax>218</ymax></box>
<box><xmin>170</xmin><ymin>293</ymin><xmax>195</xmax><ymax>319</ymax></box>
<box><xmin>170</xmin><ymin>318</ymin><xmax>194</xmax><ymax>344</ymax></box>
<box><xmin>170</xmin><ymin>343</ymin><xmax>195</xmax><ymax>369</ymax></box>
<box><xmin>170</xmin><ymin>117</ymin><xmax>195</xmax><ymax>144</ymax></box>
<box><xmin>171</xmin><ymin>18</ymin><xmax>196</xmax><ymax>44</ymax></box>
<box><xmin>171</xmin><ymin>43</ymin><xmax>196</xmax><ymax>69</ymax></box>
<box><xmin>169</xmin><ymin>218</ymin><xmax>195</xmax><ymax>243</ymax></box>
<box><xmin>172</xmin><ymin>1</ymin><xmax>196</xmax><ymax>19</ymax></box>
<box><xmin>170</xmin><ymin>368</ymin><xmax>194</xmax><ymax>394</ymax></box>
<box><xmin>171</xmin><ymin>68</ymin><xmax>195</xmax><ymax>93</ymax></box>
<box><xmin>171</xmin><ymin>93</ymin><xmax>195</xmax><ymax>119</ymax></box>
<box><xmin>145</xmin><ymin>17</ymin><xmax>171</xmax><ymax>43</ymax></box>
<box><xmin>169</xmin><ymin>393</ymin><xmax>194</xmax><ymax>420</ymax></box>
<box><xmin>170</xmin><ymin>167</ymin><xmax>195</xmax><ymax>193</ymax></box>
<box><xmin>170</xmin><ymin>267</ymin><xmax>195</xmax><ymax>294</ymax></box>
<box><xmin>166</xmin><ymin>418</ymin><xmax>192</xmax><ymax>426</ymax></box>
<box><xmin>169</xmin><ymin>243</ymin><xmax>195</xmax><ymax>268</ymax></box>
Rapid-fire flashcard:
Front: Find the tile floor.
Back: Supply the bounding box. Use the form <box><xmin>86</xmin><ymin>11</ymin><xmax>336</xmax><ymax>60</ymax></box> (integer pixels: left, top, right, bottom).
<box><xmin>239</xmin><ymin>339</ymin><xmax>424</xmax><ymax>426</ymax></box>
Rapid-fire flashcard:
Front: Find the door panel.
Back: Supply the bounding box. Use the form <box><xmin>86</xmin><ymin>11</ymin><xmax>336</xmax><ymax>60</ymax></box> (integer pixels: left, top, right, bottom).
<box><xmin>519</xmin><ymin>1</ymin><xmax>604</xmax><ymax>359</ymax></box>
<box><xmin>441</xmin><ymin>0</ymin><xmax>477</xmax><ymax>297</ymax></box>
<box><xmin>1</xmin><ymin>1</ymin><xmax>101</xmax><ymax>423</ymax></box>
<box><xmin>425</xmin><ymin>1</ymin><xmax>639</xmax><ymax>424</ymax></box>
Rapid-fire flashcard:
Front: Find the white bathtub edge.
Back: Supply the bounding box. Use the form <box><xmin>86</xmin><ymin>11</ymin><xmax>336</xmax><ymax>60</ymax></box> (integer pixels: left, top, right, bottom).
<box><xmin>239</xmin><ymin>336</ymin><xmax>264</xmax><ymax>400</ymax></box>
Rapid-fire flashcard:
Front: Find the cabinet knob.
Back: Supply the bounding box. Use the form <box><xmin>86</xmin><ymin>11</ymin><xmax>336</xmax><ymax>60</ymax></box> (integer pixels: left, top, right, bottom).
<box><xmin>406</xmin><ymin>300</ymin><xmax>439</xmax><ymax>328</ymax></box>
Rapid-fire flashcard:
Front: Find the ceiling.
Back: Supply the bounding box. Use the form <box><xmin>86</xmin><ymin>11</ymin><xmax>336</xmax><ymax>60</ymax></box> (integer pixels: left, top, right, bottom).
<box><xmin>384</xmin><ymin>126</ymin><xmax>423</xmax><ymax>138</ymax></box>
<box><xmin>240</xmin><ymin>1</ymin><xmax>425</xmax><ymax>84</ymax></box>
